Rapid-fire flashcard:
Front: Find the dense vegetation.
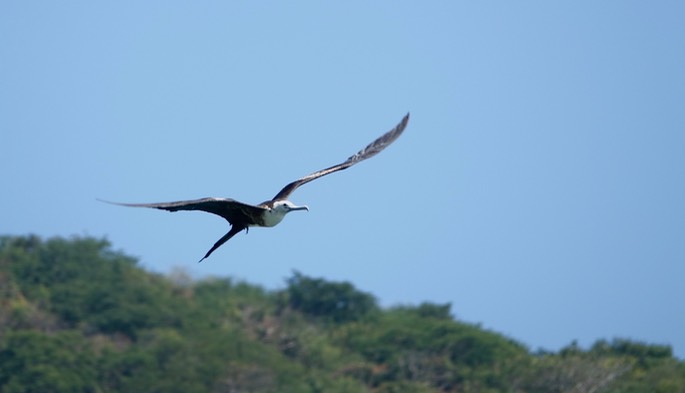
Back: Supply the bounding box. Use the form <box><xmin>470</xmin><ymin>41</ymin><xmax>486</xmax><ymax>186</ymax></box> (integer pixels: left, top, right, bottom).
<box><xmin>0</xmin><ymin>235</ymin><xmax>683</xmax><ymax>392</ymax></box>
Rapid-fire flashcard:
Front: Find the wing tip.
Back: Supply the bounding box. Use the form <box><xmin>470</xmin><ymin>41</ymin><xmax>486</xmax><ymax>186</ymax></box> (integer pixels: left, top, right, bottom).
<box><xmin>400</xmin><ymin>112</ymin><xmax>410</xmax><ymax>130</ymax></box>
<box><xmin>97</xmin><ymin>198</ymin><xmax>122</xmax><ymax>206</ymax></box>
<box><xmin>96</xmin><ymin>198</ymin><xmax>144</xmax><ymax>208</ymax></box>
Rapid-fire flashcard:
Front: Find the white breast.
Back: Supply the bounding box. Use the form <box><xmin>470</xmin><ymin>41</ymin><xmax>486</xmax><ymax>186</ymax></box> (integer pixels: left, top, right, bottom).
<box><xmin>260</xmin><ymin>208</ymin><xmax>288</xmax><ymax>227</ymax></box>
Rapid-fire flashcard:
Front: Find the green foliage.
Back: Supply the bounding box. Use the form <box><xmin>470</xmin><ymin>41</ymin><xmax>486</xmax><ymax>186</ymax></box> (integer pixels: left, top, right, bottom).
<box><xmin>1</xmin><ymin>234</ymin><xmax>684</xmax><ymax>392</ymax></box>
<box><xmin>336</xmin><ymin>307</ymin><xmax>531</xmax><ymax>391</ymax></box>
<box><xmin>393</xmin><ymin>302</ymin><xmax>454</xmax><ymax>320</ymax></box>
<box><xmin>0</xmin><ymin>331</ymin><xmax>97</xmax><ymax>393</ymax></box>
<box><xmin>284</xmin><ymin>270</ymin><xmax>379</xmax><ymax>323</ymax></box>
<box><xmin>2</xmin><ymin>235</ymin><xmax>181</xmax><ymax>338</ymax></box>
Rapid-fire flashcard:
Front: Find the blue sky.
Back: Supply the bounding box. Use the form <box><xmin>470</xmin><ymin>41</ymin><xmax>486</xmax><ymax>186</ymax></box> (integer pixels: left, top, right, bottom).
<box><xmin>2</xmin><ymin>2</ymin><xmax>684</xmax><ymax>358</ymax></box>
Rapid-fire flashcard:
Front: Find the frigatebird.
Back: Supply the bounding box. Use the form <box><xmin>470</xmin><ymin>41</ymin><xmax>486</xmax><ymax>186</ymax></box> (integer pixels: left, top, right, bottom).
<box><xmin>103</xmin><ymin>113</ymin><xmax>409</xmax><ymax>261</ymax></box>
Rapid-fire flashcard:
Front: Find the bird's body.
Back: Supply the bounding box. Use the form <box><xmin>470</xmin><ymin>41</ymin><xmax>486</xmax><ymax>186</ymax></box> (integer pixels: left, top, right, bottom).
<box><xmin>102</xmin><ymin>113</ymin><xmax>409</xmax><ymax>261</ymax></box>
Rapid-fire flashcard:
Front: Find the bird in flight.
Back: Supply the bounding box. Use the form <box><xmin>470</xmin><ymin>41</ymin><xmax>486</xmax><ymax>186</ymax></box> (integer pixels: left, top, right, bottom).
<box><xmin>102</xmin><ymin>113</ymin><xmax>409</xmax><ymax>261</ymax></box>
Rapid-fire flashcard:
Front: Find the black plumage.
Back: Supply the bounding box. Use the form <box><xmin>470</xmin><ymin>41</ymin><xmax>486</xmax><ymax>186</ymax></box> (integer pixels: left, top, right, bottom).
<box><xmin>102</xmin><ymin>113</ymin><xmax>409</xmax><ymax>261</ymax></box>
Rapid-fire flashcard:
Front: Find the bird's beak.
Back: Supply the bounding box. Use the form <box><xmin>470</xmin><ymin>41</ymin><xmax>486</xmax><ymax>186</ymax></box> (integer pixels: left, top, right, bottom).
<box><xmin>290</xmin><ymin>205</ymin><xmax>309</xmax><ymax>212</ymax></box>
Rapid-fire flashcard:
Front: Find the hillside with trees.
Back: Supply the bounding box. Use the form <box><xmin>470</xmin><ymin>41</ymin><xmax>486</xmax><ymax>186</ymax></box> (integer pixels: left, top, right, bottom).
<box><xmin>1</xmin><ymin>235</ymin><xmax>683</xmax><ymax>392</ymax></box>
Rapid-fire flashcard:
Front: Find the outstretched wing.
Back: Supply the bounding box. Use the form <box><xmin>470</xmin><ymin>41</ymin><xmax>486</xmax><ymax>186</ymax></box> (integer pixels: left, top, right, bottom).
<box><xmin>272</xmin><ymin>112</ymin><xmax>410</xmax><ymax>201</ymax></box>
<box><xmin>198</xmin><ymin>224</ymin><xmax>247</xmax><ymax>262</ymax></box>
<box><xmin>99</xmin><ymin>197</ymin><xmax>267</xmax><ymax>226</ymax></box>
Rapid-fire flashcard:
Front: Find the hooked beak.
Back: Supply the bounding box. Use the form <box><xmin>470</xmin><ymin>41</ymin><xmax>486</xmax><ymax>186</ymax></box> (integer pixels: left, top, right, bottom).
<box><xmin>290</xmin><ymin>205</ymin><xmax>309</xmax><ymax>212</ymax></box>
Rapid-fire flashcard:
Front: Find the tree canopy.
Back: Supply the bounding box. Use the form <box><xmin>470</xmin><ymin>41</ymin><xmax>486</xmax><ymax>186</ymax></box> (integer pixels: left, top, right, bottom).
<box><xmin>0</xmin><ymin>235</ymin><xmax>683</xmax><ymax>392</ymax></box>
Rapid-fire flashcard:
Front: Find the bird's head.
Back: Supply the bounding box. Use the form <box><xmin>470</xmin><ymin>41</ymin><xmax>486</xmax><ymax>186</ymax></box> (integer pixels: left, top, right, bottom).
<box><xmin>261</xmin><ymin>200</ymin><xmax>309</xmax><ymax>227</ymax></box>
<box><xmin>273</xmin><ymin>200</ymin><xmax>309</xmax><ymax>214</ymax></box>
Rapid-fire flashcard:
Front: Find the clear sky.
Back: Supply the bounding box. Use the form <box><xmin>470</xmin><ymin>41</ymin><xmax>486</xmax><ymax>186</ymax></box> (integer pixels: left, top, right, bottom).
<box><xmin>2</xmin><ymin>2</ymin><xmax>684</xmax><ymax>358</ymax></box>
